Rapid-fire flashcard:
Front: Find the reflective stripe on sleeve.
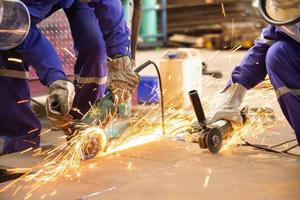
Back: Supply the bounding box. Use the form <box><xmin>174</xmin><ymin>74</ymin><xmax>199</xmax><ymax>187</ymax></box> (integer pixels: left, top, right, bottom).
<box><xmin>74</xmin><ymin>74</ymin><xmax>107</xmax><ymax>85</ymax></box>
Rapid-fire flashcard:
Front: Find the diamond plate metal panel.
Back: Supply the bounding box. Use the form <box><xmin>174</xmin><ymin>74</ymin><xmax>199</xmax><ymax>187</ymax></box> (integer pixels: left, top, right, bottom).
<box><xmin>29</xmin><ymin>10</ymin><xmax>75</xmax><ymax>80</ymax></box>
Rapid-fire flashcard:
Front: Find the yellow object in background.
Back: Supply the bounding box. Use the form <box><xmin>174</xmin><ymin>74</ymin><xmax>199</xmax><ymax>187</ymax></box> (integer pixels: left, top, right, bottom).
<box><xmin>159</xmin><ymin>48</ymin><xmax>203</xmax><ymax>109</ymax></box>
<box><xmin>242</xmin><ymin>40</ymin><xmax>253</xmax><ymax>49</ymax></box>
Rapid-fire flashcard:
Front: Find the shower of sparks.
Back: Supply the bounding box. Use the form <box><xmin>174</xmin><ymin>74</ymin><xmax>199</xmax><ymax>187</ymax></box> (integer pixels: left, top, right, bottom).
<box><xmin>221</xmin><ymin>106</ymin><xmax>276</xmax><ymax>151</ymax></box>
<box><xmin>1</xmin><ymin>68</ymin><xmax>278</xmax><ymax>198</ymax></box>
<box><xmin>221</xmin><ymin>82</ymin><xmax>277</xmax><ymax>151</ymax></box>
<box><xmin>1</xmin><ymin>77</ymin><xmax>217</xmax><ymax>197</ymax></box>
<box><xmin>0</xmin><ymin>172</ymin><xmax>29</xmax><ymax>193</ymax></box>
<box><xmin>231</xmin><ymin>44</ymin><xmax>243</xmax><ymax>52</ymax></box>
<box><xmin>0</xmin><ymin>127</ymin><xmax>108</xmax><ymax>198</ymax></box>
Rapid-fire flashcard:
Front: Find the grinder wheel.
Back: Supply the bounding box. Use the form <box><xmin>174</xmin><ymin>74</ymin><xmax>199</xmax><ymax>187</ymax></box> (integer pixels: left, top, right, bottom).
<box><xmin>206</xmin><ymin>128</ymin><xmax>222</xmax><ymax>153</ymax></box>
<box><xmin>80</xmin><ymin>127</ymin><xmax>108</xmax><ymax>160</ymax></box>
<box><xmin>82</xmin><ymin>137</ymin><xmax>102</xmax><ymax>160</ymax></box>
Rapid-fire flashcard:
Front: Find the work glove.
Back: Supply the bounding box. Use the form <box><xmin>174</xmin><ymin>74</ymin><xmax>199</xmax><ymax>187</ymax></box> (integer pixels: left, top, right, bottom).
<box><xmin>46</xmin><ymin>80</ymin><xmax>75</xmax><ymax>130</ymax></box>
<box><xmin>211</xmin><ymin>83</ymin><xmax>247</xmax><ymax>124</ymax></box>
<box><xmin>107</xmin><ymin>56</ymin><xmax>140</xmax><ymax>105</ymax></box>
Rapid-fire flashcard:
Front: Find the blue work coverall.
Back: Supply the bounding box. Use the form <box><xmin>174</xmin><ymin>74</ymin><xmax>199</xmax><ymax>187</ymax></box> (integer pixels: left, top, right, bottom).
<box><xmin>0</xmin><ymin>0</ymin><xmax>130</xmax><ymax>153</ymax></box>
<box><xmin>230</xmin><ymin>25</ymin><xmax>300</xmax><ymax>144</ymax></box>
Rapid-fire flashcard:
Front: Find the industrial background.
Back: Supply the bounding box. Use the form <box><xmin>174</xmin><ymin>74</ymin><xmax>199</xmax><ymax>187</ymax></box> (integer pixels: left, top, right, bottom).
<box><xmin>29</xmin><ymin>0</ymin><xmax>265</xmax><ymax>96</ymax></box>
<box><xmin>1</xmin><ymin>0</ymin><xmax>299</xmax><ymax>200</ymax></box>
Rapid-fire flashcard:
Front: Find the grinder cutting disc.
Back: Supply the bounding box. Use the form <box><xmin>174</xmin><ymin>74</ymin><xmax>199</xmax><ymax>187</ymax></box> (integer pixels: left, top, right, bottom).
<box><xmin>206</xmin><ymin>128</ymin><xmax>222</xmax><ymax>153</ymax></box>
<box><xmin>79</xmin><ymin>127</ymin><xmax>108</xmax><ymax>160</ymax></box>
<box><xmin>81</xmin><ymin>136</ymin><xmax>101</xmax><ymax>160</ymax></box>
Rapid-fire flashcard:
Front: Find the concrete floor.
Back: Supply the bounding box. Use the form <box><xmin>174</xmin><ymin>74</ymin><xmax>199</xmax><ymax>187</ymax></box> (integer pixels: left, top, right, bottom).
<box><xmin>0</xmin><ymin>49</ymin><xmax>299</xmax><ymax>200</ymax></box>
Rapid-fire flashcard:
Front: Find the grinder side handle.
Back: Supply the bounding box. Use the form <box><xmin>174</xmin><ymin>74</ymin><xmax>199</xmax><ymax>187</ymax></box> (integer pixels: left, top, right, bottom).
<box><xmin>188</xmin><ymin>90</ymin><xmax>207</xmax><ymax>130</ymax></box>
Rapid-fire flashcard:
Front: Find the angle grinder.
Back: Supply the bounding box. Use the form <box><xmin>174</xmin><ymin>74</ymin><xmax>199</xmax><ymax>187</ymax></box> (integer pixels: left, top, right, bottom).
<box><xmin>188</xmin><ymin>90</ymin><xmax>247</xmax><ymax>153</ymax></box>
<box><xmin>66</xmin><ymin>60</ymin><xmax>162</xmax><ymax>160</ymax></box>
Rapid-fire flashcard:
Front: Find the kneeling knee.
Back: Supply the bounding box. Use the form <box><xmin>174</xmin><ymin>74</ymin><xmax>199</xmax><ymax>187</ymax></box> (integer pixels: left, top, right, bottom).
<box><xmin>266</xmin><ymin>41</ymin><xmax>291</xmax><ymax>75</ymax></box>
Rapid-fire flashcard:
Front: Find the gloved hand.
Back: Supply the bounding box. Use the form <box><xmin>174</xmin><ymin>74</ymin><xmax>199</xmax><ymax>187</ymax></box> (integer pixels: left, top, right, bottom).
<box><xmin>107</xmin><ymin>56</ymin><xmax>140</xmax><ymax>105</ymax></box>
<box><xmin>46</xmin><ymin>80</ymin><xmax>75</xmax><ymax>129</ymax></box>
<box><xmin>211</xmin><ymin>83</ymin><xmax>247</xmax><ymax>124</ymax></box>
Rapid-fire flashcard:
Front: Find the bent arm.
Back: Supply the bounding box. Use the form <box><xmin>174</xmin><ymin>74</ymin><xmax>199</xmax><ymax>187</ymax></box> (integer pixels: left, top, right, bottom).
<box><xmin>230</xmin><ymin>25</ymin><xmax>279</xmax><ymax>89</ymax></box>
<box><xmin>16</xmin><ymin>23</ymin><xmax>67</xmax><ymax>86</ymax></box>
<box><xmin>85</xmin><ymin>0</ymin><xmax>131</xmax><ymax>57</ymax></box>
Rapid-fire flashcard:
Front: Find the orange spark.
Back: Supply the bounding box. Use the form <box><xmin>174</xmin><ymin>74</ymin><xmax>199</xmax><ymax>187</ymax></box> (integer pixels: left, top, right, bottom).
<box><xmin>28</xmin><ymin>128</ymin><xmax>39</xmax><ymax>134</ymax></box>
<box><xmin>17</xmin><ymin>99</ymin><xmax>29</xmax><ymax>104</ymax></box>
<box><xmin>20</xmin><ymin>147</ymin><xmax>33</xmax><ymax>154</ymax></box>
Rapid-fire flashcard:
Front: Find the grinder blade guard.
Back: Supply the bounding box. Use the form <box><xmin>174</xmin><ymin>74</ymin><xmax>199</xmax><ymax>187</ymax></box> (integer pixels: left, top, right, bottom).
<box><xmin>188</xmin><ymin>90</ymin><xmax>247</xmax><ymax>153</ymax></box>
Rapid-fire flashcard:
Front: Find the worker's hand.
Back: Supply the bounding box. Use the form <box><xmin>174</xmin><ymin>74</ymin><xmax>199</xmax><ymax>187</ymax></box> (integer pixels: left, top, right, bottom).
<box><xmin>211</xmin><ymin>83</ymin><xmax>247</xmax><ymax>124</ymax></box>
<box><xmin>107</xmin><ymin>56</ymin><xmax>140</xmax><ymax>105</ymax></box>
<box><xmin>46</xmin><ymin>80</ymin><xmax>75</xmax><ymax>129</ymax></box>
<box><xmin>211</xmin><ymin>108</ymin><xmax>244</xmax><ymax>124</ymax></box>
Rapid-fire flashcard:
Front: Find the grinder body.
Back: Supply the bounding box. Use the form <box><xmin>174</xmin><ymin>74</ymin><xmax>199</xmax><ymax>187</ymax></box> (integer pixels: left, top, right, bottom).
<box><xmin>188</xmin><ymin>90</ymin><xmax>246</xmax><ymax>153</ymax></box>
<box><xmin>80</xmin><ymin>93</ymin><xmax>130</xmax><ymax>136</ymax></box>
<box><xmin>193</xmin><ymin>119</ymin><xmax>233</xmax><ymax>153</ymax></box>
<box><xmin>70</xmin><ymin>93</ymin><xmax>130</xmax><ymax>160</ymax></box>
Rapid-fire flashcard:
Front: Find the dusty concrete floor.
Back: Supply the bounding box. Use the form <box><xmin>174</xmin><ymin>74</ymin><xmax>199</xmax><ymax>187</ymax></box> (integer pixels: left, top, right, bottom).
<box><xmin>0</xmin><ymin>49</ymin><xmax>299</xmax><ymax>200</ymax></box>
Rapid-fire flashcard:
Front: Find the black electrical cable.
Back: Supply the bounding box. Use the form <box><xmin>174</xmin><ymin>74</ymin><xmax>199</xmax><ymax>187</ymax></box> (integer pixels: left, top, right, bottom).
<box><xmin>282</xmin><ymin>144</ymin><xmax>299</xmax><ymax>153</ymax></box>
<box><xmin>150</xmin><ymin>61</ymin><xmax>166</xmax><ymax>138</ymax></box>
<box><xmin>134</xmin><ymin>60</ymin><xmax>166</xmax><ymax>138</ymax></box>
<box><xmin>241</xmin><ymin>138</ymin><xmax>300</xmax><ymax>157</ymax></box>
<box><xmin>271</xmin><ymin>139</ymin><xmax>297</xmax><ymax>148</ymax></box>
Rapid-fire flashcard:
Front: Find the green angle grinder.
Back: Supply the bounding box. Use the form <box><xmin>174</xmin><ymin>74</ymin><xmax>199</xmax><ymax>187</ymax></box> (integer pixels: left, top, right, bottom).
<box><xmin>188</xmin><ymin>90</ymin><xmax>247</xmax><ymax>153</ymax></box>
<box><xmin>68</xmin><ymin>60</ymin><xmax>162</xmax><ymax>160</ymax></box>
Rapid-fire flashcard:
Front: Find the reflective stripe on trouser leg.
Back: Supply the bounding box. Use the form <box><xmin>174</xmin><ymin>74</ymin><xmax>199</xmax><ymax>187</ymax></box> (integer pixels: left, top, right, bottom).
<box><xmin>266</xmin><ymin>40</ymin><xmax>300</xmax><ymax>144</ymax></box>
<box><xmin>0</xmin><ymin>51</ymin><xmax>30</xmax><ymax>80</ymax></box>
<box><xmin>276</xmin><ymin>94</ymin><xmax>300</xmax><ymax>144</ymax></box>
<box><xmin>276</xmin><ymin>87</ymin><xmax>300</xmax><ymax>99</ymax></box>
<box><xmin>0</xmin><ymin>68</ymin><xmax>29</xmax><ymax>79</ymax></box>
<box><xmin>65</xmin><ymin>3</ymin><xmax>108</xmax><ymax>119</ymax></box>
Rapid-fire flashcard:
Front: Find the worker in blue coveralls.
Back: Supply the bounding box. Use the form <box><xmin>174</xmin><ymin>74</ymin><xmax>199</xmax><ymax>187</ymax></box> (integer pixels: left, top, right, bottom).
<box><xmin>0</xmin><ymin>0</ymin><xmax>139</xmax><ymax>153</ymax></box>
<box><xmin>212</xmin><ymin>0</ymin><xmax>300</xmax><ymax>144</ymax></box>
